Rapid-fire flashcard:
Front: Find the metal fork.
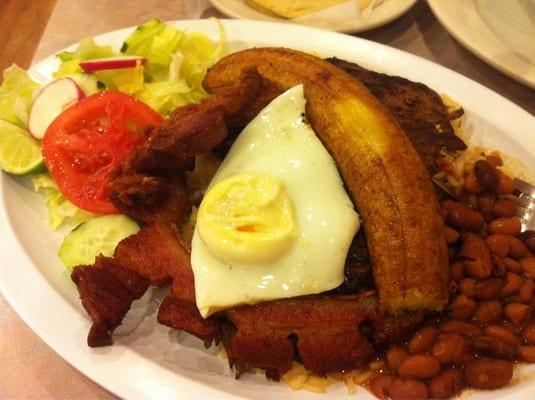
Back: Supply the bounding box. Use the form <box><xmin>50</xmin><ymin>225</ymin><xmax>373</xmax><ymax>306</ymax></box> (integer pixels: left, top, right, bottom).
<box><xmin>506</xmin><ymin>178</ymin><xmax>535</xmax><ymax>231</ymax></box>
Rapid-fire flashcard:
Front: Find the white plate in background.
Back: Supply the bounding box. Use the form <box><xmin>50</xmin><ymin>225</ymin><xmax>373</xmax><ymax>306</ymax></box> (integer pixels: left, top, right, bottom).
<box><xmin>1</xmin><ymin>19</ymin><xmax>535</xmax><ymax>400</ymax></box>
<box><xmin>428</xmin><ymin>0</ymin><xmax>535</xmax><ymax>88</ymax></box>
<box><xmin>210</xmin><ymin>0</ymin><xmax>417</xmax><ymax>33</ymax></box>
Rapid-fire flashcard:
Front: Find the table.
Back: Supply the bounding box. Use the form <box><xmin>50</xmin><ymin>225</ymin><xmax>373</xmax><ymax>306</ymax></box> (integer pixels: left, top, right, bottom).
<box><xmin>1</xmin><ymin>0</ymin><xmax>534</xmax><ymax>398</ymax></box>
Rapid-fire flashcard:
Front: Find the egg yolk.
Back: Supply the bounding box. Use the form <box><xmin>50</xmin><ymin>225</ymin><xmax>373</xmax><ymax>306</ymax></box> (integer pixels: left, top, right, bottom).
<box><xmin>197</xmin><ymin>173</ymin><xmax>296</xmax><ymax>264</ymax></box>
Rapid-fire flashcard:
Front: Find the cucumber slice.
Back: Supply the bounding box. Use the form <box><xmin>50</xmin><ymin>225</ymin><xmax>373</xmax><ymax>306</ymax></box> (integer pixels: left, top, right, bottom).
<box><xmin>58</xmin><ymin>215</ymin><xmax>140</xmax><ymax>271</ymax></box>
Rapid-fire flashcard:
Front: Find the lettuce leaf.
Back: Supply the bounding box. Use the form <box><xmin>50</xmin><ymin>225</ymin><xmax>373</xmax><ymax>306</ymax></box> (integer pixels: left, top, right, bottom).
<box><xmin>0</xmin><ymin>65</ymin><xmax>40</xmax><ymax>128</ymax></box>
<box><xmin>54</xmin><ymin>38</ymin><xmax>116</xmax><ymax>78</ymax></box>
<box><xmin>30</xmin><ymin>173</ymin><xmax>94</xmax><ymax>230</ymax></box>
<box><xmin>122</xmin><ymin>18</ymin><xmax>227</xmax><ymax>115</ymax></box>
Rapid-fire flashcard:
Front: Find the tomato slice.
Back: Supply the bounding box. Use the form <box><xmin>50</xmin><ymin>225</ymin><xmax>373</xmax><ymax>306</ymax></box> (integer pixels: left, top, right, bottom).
<box><xmin>42</xmin><ymin>91</ymin><xmax>164</xmax><ymax>214</ymax></box>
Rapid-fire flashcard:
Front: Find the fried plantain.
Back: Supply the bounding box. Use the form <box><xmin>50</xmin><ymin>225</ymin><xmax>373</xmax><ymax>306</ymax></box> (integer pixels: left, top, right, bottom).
<box><xmin>204</xmin><ymin>48</ymin><xmax>449</xmax><ymax>313</ymax></box>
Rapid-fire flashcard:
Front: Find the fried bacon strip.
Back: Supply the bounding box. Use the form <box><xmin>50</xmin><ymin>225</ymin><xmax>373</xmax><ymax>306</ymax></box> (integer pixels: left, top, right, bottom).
<box><xmin>220</xmin><ymin>293</ymin><xmax>424</xmax><ymax>378</ymax></box>
<box><xmin>133</xmin><ymin>67</ymin><xmax>263</xmax><ymax>174</ymax></box>
<box><xmin>72</xmin><ymin>256</ymin><xmax>149</xmax><ymax>346</ymax></box>
<box><xmin>72</xmin><ymin>223</ymin><xmax>220</xmax><ymax>346</ymax></box>
<box><xmin>222</xmin><ymin>294</ymin><xmax>376</xmax><ymax>378</ymax></box>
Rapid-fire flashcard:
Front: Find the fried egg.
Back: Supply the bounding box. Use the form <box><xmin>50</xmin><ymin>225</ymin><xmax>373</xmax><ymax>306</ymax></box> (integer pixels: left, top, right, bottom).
<box><xmin>191</xmin><ymin>85</ymin><xmax>360</xmax><ymax>317</ymax></box>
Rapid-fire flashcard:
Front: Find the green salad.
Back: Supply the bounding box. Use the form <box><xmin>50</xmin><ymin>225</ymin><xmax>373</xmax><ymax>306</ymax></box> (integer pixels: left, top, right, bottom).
<box><xmin>0</xmin><ymin>18</ymin><xmax>227</xmax><ymax>269</ymax></box>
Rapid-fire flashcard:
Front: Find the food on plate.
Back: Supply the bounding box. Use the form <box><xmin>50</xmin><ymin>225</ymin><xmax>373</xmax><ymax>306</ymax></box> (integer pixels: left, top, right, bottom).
<box><xmin>328</xmin><ymin>58</ymin><xmax>466</xmax><ymax>175</ymax></box>
<box><xmin>70</xmin><ymin>48</ymin><xmax>451</xmax><ymax>378</ymax></box>
<box><xmin>0</xmin><ymin>119</ymin><xmax>43</xmax><ymax>175</ymax></box>
<box><xmin>79</xmin><ymin>56</ymin><xmax>147</xmax><ymax>72</ymax></box>
<box><xmin>2</xmin><ymin>18</ymin><xmax>535</xmax><ymax>399</ymax></box>
<box><xmin>42</xmin><ymin>91</ymin><xmax>164</xmax><ymax>214</ymax></box>
<box><xmin>58</xmin><ymin>215</ymin><xmax>140</xmax><ymax>271</ymax></box>
<box><xmin>191</xmin><ymin>85</ymin><xmax>360</xmax><ymax>317</ymax></box>
<box><xmin>0</xmin><ymin>65</ymin><xmax>40</xmax><ymax>128</ymax></box>
<box><xmin>245</xmin><ymin>0</ymin><xmax>372</xmax><ymax>19</ymax></box>
<box><xmin>204</xmin><ymin>47</ymin><xmax>449</xmax><ymax>313</ymax></box>
<box><xmin>28</xmin><ymin>77</ymin><xmax>85</xmax><ymax>139</ymax></box>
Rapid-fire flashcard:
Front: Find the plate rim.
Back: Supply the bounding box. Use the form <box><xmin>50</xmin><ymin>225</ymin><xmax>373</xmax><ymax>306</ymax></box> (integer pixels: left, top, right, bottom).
<box><xmin>209</xmin><ymin>0</ymin><xmax>418</xmax><ymax>33</ymax></box>
<box><xmin>427</xmin><ymin>0</ymin><xmax>535</xmax><ymax>89</ymax></box>
<box><xmin>1</xmin><ymin>17</ymin><xmax>535</xmax><ymax>400</ymax></box>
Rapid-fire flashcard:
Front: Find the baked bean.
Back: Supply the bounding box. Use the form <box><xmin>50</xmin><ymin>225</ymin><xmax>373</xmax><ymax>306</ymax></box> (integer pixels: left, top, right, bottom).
<box><xmin>428</xmin><ymin>369</ymin><xmax>463</xmax><ymax>399</ymax></box>
<box><xmin>448</xmin><ymin>294</ymin><xmax>477</xmax><ymax>321</ymax></box>
<box><xmin>526</xmin><ymin>237</ymin><xmax>535</xmax><ymax>253</ymax></box>
<box><xmin>478</xmin><ymin>193</ymin><xmax>496</xmax><ymax>222</ymax></box>
<box><xmin>431</xmin><ymin>333</ymin><xmax>466</xmax><ymax>364</ymax></box>
<box><xmin>450</xmin><ymin>261</ymin><xmax>464</xmax><ymax>282</ymax></box>
<box><xmin>500</xmin><ymin>272</ymin><xmax>524</xmax><ymax>297</ymax></box>
<box><xmin>460</xmin><ymin>234</ymin><xmax>492</xmax><ymax>279</ymax></box>
<box><xmin>491</xmin><ymin>255</ymin><xmax>506</xmax><ymax>276</ymax></box>
<box><xmin>473</xmin><ymin>278</ymin><xmax>504</xmax><ymax>299</ymax></box>
<box><xmin>370</xmin><ymin>374</ymin><xmax>395</xmax><ymax>400</ymax></box>
<box><xmin>448</xmin><ymin>247</ymin><xmax>457</xmax><ymax>262</ymax></box>
<box><xmin>386</xmin><ymin>347</ymin><xmax>410</xmax><ymax>371</ymax></box>
<box><xmin>472</xmin><ymin>336</ymin><xmax>515</xmax><ymax>358</ymax></box>
<box><xmin>459</xmin><ymin>278</ymin><xmax>476</xmax><ymax>297</ymax></box>
<box><xmin>517</xmin><ymin>345</ymin><xmax>535</xmax><ymax>362</ymax></box>
<box><xmin>441</xmin><ymin>200</ymin><xmax>484</xmax><ymax>231</ymax></box>
<box><xmin>497</xmin><ymin>172</ymin><xmax>515</xmax><ymax>195</ymax></box>
<box><xmin>486</xmin><ymin>234</ymin><xmax>510</xmax><ymax>258</ymax></box>
<box><xmin>488</xmin><ymin>217</ymin><xmax>522</xmax><ymax>237</ymax></box>
<box><xmin>508</xmin><ymin>237</ymin><xmax>528</xmax><ymax>259</ymax></box>
<box><xmin>408</xmin><ymin>326</ymin><xmax>439</xmax><ymax>354</ymax></box>
<box><xmin>486</xmin><ymin>153</ymin><xmax>503</xmax><ymax>167</ymax></box>
<box><xmin>463</xmin><ymin>172</ymin><xmax>482</xmax><ymax>194</ymax></box>
<box><xmin>522</xmin><ymin>323</ymin><xmax>535</xmax><ymax>345</ymax></box>
<box><xmin>518</xmin><ymin>279</ymin><xmax>534</xmax><ymax>303</ymax></box>
<box><xmin>504</xmin><ymin>257</ymin><xmax>523</xmax><ymax>273</ymax></box>
<box><xmin>444</xmin><ymin>226</ymin><xmax>460</xmax><ymax>244</ymax></box>
<box><xmin>473</xmin><ymin>300</ymin><xmax>502</xmax><ymax>323</ymax></box>
<box><xmin>520</xmin><ymin>257</ymin><xmax>535</xmax><ymax>279</ymax></box>
<box><xmin>464</xmin><ymin>359</ymin><xmax>513</xmax><ymax>389</ymax></box>
<box><xmin>504</xmin><ymin>302</ymin><xmax>532</xmax><ymax>325</ymax></box>
<box><xmin>485</xmin><ymin>325</ymin><xmax>518</xmax><ymax>346</ymax></box>
<box><xmin>474</xmin><ymin>160</ymin><xmax>500</xmax><ymax>192</ymax></box>
<box><xmin>440</xmin><ymin>320</ymin><xmax>482</xmax><ymax>337</ymax></box>
<box><xmin>397</xmin><ymin>355</ymin><xmax>441</xmax><ymax>379</ymax></box>
<box><xmin>449</xmin><ymin>280</ymin><xmax>458</xmax><ymax>294</ymax></box>
<box><xmin>388</xmin><ymin>377</ymin><xmax>429</xmax><ymax>400</ymax></box>
<box><xmin>492</xmin><ymin>198</ymin><xmax>517</xmax><ymax>218</ymax></box>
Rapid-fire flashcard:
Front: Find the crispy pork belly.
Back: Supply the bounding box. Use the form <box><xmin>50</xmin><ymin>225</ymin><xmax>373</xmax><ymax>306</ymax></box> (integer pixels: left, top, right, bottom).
<box><xmin>222</xmin><ymin>294</ymin><xmax>376</xmax><ymax>378</ymax></box>
<box><xmin>132</xmin><ymin>67</ymin><xmax>263</xmax><ymax>175</ymax></box>
<box><xmin>158</xmin><ymin>297</ymin><xmax>219</xmax><ymax>346</ymax></box>
<box><xmin>221</xmin><ymin>293</ymin><xmax>424</xmax><ymax>378</ymax></box>
<box><xmin>72</xmin><ymin>256</ymin><xmax>149</xmax><ymax>346</ymax></box>
<box><xmin>72</xmin><ymin>223</ymin><xmax>219</xmax><ymax>346</ymax></box>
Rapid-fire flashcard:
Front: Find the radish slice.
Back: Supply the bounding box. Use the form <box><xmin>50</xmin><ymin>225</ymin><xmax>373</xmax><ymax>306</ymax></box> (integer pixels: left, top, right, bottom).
<box><xmin>28</xmin><ymin>78</ymin><xmax>85</xmax><ymax>140</ymax></box>
<box><xmin>79</xmin><ymin>56</ymin><xmax>147</xmax><ymax>72</ymax></box>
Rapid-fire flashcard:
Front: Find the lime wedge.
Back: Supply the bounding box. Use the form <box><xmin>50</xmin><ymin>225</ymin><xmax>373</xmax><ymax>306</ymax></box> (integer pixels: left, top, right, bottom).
<box><xmin>0</xmin><ymin>119</ymin><xmax>44</xmax><ymax>175</ymax></box>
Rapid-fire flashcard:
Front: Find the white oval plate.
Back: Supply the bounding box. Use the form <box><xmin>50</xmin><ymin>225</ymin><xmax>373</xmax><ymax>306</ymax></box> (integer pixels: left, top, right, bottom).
<box><xmin>428</xmin><ymin>0</ymin><xmax>535</xmax><ymax>89</ymax></box>
<box><xmin>1</xmin><ymin>19</ymin><xmax>535</xmax><ymax>400</ymax></box>
<box><xmin>210</xmin><ymin>0</ymin><xmax>417</xmax><ymax>33</ymax></box>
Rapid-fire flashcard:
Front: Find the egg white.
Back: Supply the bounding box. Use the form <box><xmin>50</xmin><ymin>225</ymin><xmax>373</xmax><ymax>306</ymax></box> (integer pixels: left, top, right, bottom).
<box><xmin>191</xmin><ymin>85</ymin><xmax>360</xmax><ymax>317</ymax></box>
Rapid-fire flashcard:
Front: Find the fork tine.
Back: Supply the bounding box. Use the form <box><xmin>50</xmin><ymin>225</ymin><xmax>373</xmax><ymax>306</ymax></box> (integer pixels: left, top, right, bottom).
<box><xmin>515</xmin><ymin>194</ymin><xmax>535</xmax><ymax>209</ymax></box>
<box><xmin>514</xmin><ymin>178</ymin><xmax>535</xmax><ymax>197</ymax></box>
